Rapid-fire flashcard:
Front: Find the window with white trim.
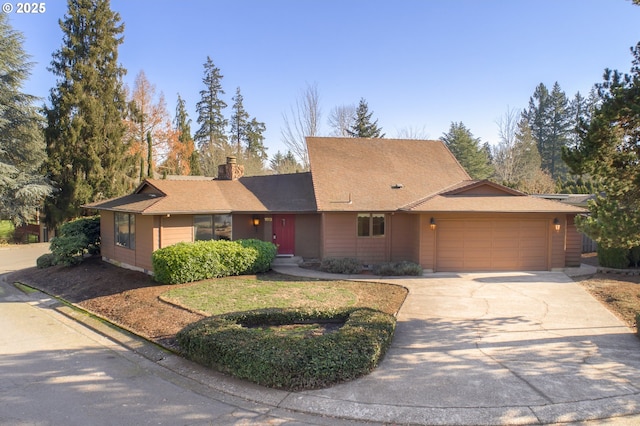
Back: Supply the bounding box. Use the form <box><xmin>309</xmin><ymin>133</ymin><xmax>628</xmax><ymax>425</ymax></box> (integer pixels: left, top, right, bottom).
<box><xmin>357</xmin><ymin>213</ymin><xmax>385</xmax><ymax>237</ymax></box>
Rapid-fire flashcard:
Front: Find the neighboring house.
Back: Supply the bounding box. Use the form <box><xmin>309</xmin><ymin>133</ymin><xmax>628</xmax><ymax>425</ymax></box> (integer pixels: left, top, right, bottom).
<box><xmin>85</xmin><ymin>137</ymin><xmax>585</xmax><ymax>274</ymax></box>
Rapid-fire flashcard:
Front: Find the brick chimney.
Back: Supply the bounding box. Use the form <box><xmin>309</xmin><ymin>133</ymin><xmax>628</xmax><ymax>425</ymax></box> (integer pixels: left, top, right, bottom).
<box><xmin>217</xmin><ymin>156</ymin><xmax>244</xmax><ymax>180</ymax></box>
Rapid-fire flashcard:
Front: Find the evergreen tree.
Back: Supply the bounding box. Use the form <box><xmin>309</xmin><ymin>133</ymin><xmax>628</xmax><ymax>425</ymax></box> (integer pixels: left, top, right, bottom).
<box><xmin>563</xmin><ymin>42</ymin><xmax>640</xmax><ymax>248</ymax></box>
<box><xmin>229</xmin><ymin>87</ymin><xmax>249</xmax><ymax>157</ymax></box>
<box><xmin>269</xmin><ymin>150</ymin><xmax>301</xmax><ymax>174</ymax></box>
<box><xmin>44</xmin><ymin>0</ymin><xmax>132</xmax><ymax>228</ymax></box>
<box><xmin>194</xmin><ymin>56</ymin><xmax>229</xmax><ymax>176</ymax></box>
<box><xmin>0</xmin><ymin>14</ymin><xmax>52</xmax><ymax>224</ymax></box>
<box><xmin>347</xmin><ymin>98</ymin><xmax>384</xmax><ymax>138</ymax></box>
<box><xmin>228</xmin><ymin>87</ymin><xmax>267</xmax><ymax>175</ymax></box>
<box><xmin>522</xmin><ymin>82</ymin><xmax>572</xmax><ymax>179</ymax></box>
<box><xmin>441</xmin><ymin>122</ymin><xmax>493</xmax><ymax>180</ymax></box>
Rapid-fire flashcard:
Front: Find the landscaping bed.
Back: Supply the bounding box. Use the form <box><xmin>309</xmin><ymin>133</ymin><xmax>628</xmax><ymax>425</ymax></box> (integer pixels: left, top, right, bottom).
<box><xmin>10</xmin><ymin>256</ymin><xmax>407</xmax><ymax>351</ymax></box>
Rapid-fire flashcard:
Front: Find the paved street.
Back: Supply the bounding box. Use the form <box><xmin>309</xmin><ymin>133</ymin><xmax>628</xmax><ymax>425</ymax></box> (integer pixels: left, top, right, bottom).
<box><xmin>0</xmin><ymin>245</ymin><xmax>356</xmax><ymax>425</ymax></box>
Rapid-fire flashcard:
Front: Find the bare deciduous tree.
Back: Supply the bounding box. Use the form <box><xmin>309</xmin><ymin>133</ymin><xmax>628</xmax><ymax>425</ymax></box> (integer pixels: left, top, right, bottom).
<box><xmin>280</xmin><ymin>83</ymin><xmax>321</xmax><ymax>170</ymax></box>
<box><xmin>328</xmin><ymin>104</ymin><xmax>355</xmax><ymax>137</ymax></box>
<box><xmin>395</xmin><ymin>125</ymin><xmax>430</xmax><ymax>140</ymax></box>
<box><xmin>492</xmin><ymin>107</ymin><xmax>521</xmax><ymax>184</ymax></box>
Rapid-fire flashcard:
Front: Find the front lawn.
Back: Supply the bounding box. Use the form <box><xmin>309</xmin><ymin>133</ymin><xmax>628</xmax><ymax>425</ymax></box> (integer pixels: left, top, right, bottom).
<box><xmin>0</xmin><ymin>220</ymin><xmax>14</xmax><ymax>243</ymax></box>
<box><xmin>165</xmin><ymin>273</ymin><xmax>408</xmax><ymax>390</ymax></box>
<box><xmin>161</xmin><ymin>273</ymin><xmax>407</xmax><ymax>316</ymax></box>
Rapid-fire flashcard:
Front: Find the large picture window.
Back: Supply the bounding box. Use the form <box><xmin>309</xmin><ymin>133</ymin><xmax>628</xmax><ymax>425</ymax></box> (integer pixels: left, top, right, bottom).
<box><xmin>194</xmin><ymin>214</ymin><xmax>232</xmax><ymax>241</ymax></box>
<box><xmin>357</xmin><ymin>213</ymin><xmax>385</xmax><ymax>237</ymax></box>
<box><xmin>115</xmin><ymin>212</ymin><xmax>135</xmax><ymax>249</ymax></box>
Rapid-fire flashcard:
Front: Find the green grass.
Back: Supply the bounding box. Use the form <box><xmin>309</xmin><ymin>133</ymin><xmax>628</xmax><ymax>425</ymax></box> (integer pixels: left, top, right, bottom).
<box><xmin>0</xmin><ymin>220</ymin><xmax>14</xmax><ymax>242</ymax></box>
<box><xmin>161</xmin><ymin>273</ymin><xmax>407</xmax><ymax>316</ymax></box>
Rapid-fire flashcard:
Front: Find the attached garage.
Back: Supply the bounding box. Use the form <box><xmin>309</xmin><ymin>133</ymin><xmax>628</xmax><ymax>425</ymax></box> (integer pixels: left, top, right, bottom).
<box><xmin>436</xmin><ymin>218</ymin><xmax>549</xmax><ymax>271</ymax></box>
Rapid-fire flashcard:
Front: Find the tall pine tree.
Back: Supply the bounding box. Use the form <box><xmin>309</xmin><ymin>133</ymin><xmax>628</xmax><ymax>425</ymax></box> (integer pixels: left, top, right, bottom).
<box><xmin>347</xmin><ymin>98</ymin><xmax>384</xmax><ymax>138</ymax></box>
<box><xmin>228</xmin><ymin>87</ymin><xmax>267</xmax><ymax>174</ymax></box>
<box><xmin>44</xmin><ymin>0</ymin><xmax>132</xmax><ymax>228</ymax></box>
<box><xmin>522</xmin><ymin>82</ymin><xmax>573</xmax><ymax>179</ymax></box>
<box><xmin>0</xmin><ymin>14</ymin><xmax>52</xmax><ymax>224</ymax></box>
<box><xmin>441</xmin><ymin>122</ymin><xmax>493</xmax><ymax>180</ymax></box>
<box><xmin>194</xmin><ymin>56</ymin><xmax>229</xmax><ymax>176</ymax></box>
<box><xmin>564</xmin><ymin>42</ymin><xmax>640</xmax><ymax>249</ymax></box>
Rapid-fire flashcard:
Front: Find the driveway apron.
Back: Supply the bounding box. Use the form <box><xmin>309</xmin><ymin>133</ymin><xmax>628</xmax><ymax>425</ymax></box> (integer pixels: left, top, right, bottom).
<box><xmin>280</xmin><ymin>271</ymin><xmax>640</xmax><ymax>425</ymax></box>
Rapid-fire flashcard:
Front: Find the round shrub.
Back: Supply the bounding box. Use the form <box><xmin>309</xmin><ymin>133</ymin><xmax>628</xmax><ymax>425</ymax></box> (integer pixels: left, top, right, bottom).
<box><xmin>177</xmin><ymin>307</ymin><xmax>396</xmax><ymax>390</ymax></box>
<box><xmin>236</xmin><ymin>239</ymin><xmax>278</xmax><ymax>273</ymax></box>
<box><xmin>36</xmin><ymin>253</ymin><xmax>57</xmax><ymax>268</ymax></box>
<box><xmin>320</xmin><ymin>257</ymin><xmax>362</xmax><ymax>274</ymax></box>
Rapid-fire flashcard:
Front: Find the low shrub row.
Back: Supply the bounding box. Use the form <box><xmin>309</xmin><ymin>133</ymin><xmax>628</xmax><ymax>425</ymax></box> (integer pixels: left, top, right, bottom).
<box><xmin>598</xmin><ymin>245</ymin><xmax>640</xmax><ymax>269</ymax></box>
<box><xmin>320</xmin><ymin>257</ymin><xmax>423</xmax><ymax>276</ymax></box>
<box><xmin>176</xmin><ymin>307</ymin><xmax>396</xmax><ymax>390</ymax></box>
<box><xmin>152</xmin><ymin>239</ymin><xmax>277</xmax><ymax>284</ymax></box>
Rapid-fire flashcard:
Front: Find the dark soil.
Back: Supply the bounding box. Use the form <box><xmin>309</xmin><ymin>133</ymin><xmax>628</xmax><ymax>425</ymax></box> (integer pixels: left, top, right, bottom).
<box><xmin>10</xmin><ymin>256</ymin><xmax>205</xmax><ymax>351</ymax></box>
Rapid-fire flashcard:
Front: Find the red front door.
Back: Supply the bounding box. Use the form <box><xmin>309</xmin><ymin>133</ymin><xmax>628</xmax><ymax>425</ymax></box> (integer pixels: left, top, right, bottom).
<box><xmin>272</xmin><ymin>214</ymin><xmax>295</xmax><ymax>255</ymax></box>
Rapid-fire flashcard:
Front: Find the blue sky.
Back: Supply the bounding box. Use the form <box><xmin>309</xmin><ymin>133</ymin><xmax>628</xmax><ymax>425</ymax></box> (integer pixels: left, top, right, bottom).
<box><xmin>7</xmin><ymin>0</ymin><xmax>640</xmax><ymax>159</ymax></box>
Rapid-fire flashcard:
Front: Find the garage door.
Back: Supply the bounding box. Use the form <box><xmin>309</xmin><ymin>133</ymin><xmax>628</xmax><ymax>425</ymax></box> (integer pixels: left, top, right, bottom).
<box><xmin>436</xmin><ymin>219</ymin><xmax>549</xmax><ymax>271</ymax></box>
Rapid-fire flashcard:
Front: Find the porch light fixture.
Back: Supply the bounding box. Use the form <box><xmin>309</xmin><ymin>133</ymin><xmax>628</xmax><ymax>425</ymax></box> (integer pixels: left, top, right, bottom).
<box><xmin>553</xmin><ymin>218</ymin><xmax>561</xmax><ymax>232</ymax></box>
<box><xmin>430</xmin><ymin>217</ymin><xmax>436</xmax><ymax>231</ymax></box>
<box><xmin>252</xmin><ymin>217</ymin><xmax>260</xmax><ymax>229</ymax></box>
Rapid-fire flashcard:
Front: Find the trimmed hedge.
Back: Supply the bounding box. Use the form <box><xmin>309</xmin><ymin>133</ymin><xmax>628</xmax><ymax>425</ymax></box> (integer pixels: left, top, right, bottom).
<box><xmin>152</xmin><ymin>239</ymin><xmax>277</xmax><ymax>284</ymax></box>
<box><xmin>596</xmin><ymin>245</ymin><xmax>640</xmax><ymax>269</ymax></box>
<box><xmin>177</xmin><ymin>307</ymin><xmax>396</xmax><ymax>390</ymax></box>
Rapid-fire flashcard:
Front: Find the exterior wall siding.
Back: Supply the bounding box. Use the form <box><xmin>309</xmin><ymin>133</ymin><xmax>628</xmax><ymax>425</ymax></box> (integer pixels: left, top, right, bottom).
<box><xmin>135</xmin><ymin>214</ymin><xmax>154</xmax><ymax>271</ymax></box>
<box><xmin>295</xmin><ymin>214</ymin><xmax>321</xmax><ymax>258</ymax></box>
<box><xmin>419</xmin><ymin>215</ymin><xmax>436</xmax><ymax>271</ymax></box>
<box><xmin>390</xmin><ymin>213</ymin><xmax>420</xmax><ymax>263</ymax></box>
<box><xmin>159</xmin><ymin>215</ymin><xmax>194</xmax><ymax>248</ymax></box>
<box><xmin>322</xmin><ymin>212</ymin><xmax>389</xmax><ymax>265</ymax></box>
<box><xmin>100</xmin><ymin>211</ymin><xmax>115</xmax><ymax>260</ymax></box>
<box><xmin>322</xmin><ymin>213</ymin><xmax>358</xmax><ymax>258</ymax></box>
<box><xmin>564</xmin><ymin>214</ymin><xmax>582</xmax><ymax>267</ymax></box>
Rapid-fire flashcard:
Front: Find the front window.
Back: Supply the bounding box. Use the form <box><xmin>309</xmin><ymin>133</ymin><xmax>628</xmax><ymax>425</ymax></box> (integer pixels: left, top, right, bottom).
<box><xmin>194</xmin><ymin>214</ymin><xmax>232</xmax><ymax>241</ymax></box>
<box><xmin>357</xmin><ymin>213</ymin><xmax>385</xmax><ymax>237</ymax></box>
<box><xmin>115</xmin><ymin>212</ymin><xmax>135</xmax><ymax>249</ymax></box>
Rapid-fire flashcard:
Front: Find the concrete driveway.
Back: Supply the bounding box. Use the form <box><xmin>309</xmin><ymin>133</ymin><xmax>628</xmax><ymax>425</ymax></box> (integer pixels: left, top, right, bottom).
<box><xmin>276</xmin><ymin>270</ymin><xmax>640</xmax><ymax>425</ymax></box>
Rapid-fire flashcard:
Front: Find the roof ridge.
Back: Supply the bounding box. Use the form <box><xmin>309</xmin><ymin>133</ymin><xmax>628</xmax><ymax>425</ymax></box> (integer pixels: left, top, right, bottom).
<box><xmin>400</xmin><ymin>180</ymin><xmax>475</xmax><ymax>210</ymax></box>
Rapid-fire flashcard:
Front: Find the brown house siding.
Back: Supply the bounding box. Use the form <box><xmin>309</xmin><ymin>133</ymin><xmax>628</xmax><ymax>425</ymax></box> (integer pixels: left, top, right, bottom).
<box><xmin>390</xmin><ymin>213</ymin><xmax>420</xmax><ymax>263</ymax></box>
<box><xmin>295</xmin><ymin>214</ymin><xmax>321</xmax><ymax>258</ymax></box>
<box><xmin>135</xmin><ymin>214</ymin><xmax>154</xmax><ymax>271</ymax></box>
<box><xmin>322</xmin><ymin>213</ymin><xmax>358</xmax><ymax>259</ymax></box>
<box><xmin>100</xmin><ymin>211</ymin><xmax>115</xmax><ymax>261</ymax></box>
<box><xmin>160</xmin><ymin>215</ymin><xmax>193</xmax><ymax>247</ymax></box>
<box><xmin>565</xmin><ymin>215</ymin><xmax>582</xmax><ymax>267</ymax></box>
<box><xmin>322</xmin><ymin>212</ymin><xmax>390</xmax><ymax>265</ymax></box>
<box><xmin>419</xmin><ymin>215</ymin><xmax>436</xmax><ymax>271</ymax></box>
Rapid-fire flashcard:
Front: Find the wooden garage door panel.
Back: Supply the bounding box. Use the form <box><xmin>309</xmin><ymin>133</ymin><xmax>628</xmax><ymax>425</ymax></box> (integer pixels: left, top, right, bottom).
<box><xmin>436</xmin><ymin>219</ymin><xmax>548</xmax><ymax>271</ymax></box>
